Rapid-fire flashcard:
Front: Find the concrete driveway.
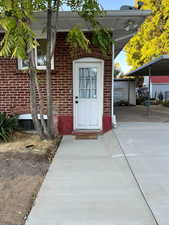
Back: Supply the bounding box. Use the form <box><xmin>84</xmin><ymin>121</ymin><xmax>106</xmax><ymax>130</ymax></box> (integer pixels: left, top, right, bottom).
<box><xmin>26</xmin><ymin>131</ymin><xmax>156</xmax><ymax>225</ymax></box>
<box><xmin>115</xmin><ymin>122</ymin><xmax>169</xmax><ymax>225</ymax></box>
<box><xmin>115</xmin><ymin>106</ymin><xmax>169</xmax><ymax>123</ymax></box>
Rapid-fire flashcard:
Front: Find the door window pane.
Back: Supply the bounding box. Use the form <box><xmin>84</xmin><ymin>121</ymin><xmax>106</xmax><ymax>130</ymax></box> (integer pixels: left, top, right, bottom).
<box><xmin>79</xmin><ymin>68</ymin><xmax>97</xmax><ymax>99</ymax></box>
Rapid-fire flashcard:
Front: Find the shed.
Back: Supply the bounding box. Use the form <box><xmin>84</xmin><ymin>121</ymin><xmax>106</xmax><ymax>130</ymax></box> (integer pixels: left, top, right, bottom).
<box><xmin>114</xmin><ymin>79</ymin><xmax>136</xmax><ymax>105</ymax></box>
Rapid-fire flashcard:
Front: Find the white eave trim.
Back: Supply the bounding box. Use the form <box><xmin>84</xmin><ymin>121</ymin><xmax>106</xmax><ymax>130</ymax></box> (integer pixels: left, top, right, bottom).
<box><xmin>34</xmin><ymin>10</ymin><xmax>151</xmax><ymax>18</ymax></box>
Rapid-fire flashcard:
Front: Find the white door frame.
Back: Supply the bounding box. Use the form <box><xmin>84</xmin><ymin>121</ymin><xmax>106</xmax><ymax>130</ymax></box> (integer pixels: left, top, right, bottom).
<box><xmin>73</xmin><ymin>57</ymin><xmax>104</xmax><ymax>130</ymax></box>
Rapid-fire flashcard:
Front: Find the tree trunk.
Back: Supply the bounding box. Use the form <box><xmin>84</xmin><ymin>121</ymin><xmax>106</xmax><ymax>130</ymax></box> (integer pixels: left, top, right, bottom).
<box><xmin>34</xmin><ymin>73</ymin><xmax>48</xmax><ymax>137</ymax></box>
<box><xmin>46</xmin><ymin>0</ymin><xmax>55</xmax><ymax>139</ymax></box>
<box><xmin>45</xmin><ymin>0</ymin><xmax>61</xmax><ymax>138</ymax></box>
<box><xmin>28</xmin><ymin>50</ymin><xmax>45</xmax><ymax>139</ymax></box>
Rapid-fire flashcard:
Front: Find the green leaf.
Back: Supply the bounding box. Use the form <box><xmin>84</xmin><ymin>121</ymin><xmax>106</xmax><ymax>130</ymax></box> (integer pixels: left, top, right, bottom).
<box><xmin>67</xmin><ymin>26</ymin><xmax>90</xmax><ymax>52</ymax></box>
<box><xmin>126</xmin><ymin>0</ymin><xmax>169</xmax><ymax>69</ymax></box>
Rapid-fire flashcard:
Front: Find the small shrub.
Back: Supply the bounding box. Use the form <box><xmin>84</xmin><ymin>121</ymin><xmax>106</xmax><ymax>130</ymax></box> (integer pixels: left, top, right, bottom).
<box><xmin>136</xmin><ymin>96</ymin><xmax>147</xmax><ymax>105</ymax></box>
<box><xmin>163</xmin><ymin>100</ymin><xmax>169</xmax><ymax>108</ymax></box>
<box><xmin>0</xmin><ymin>112</ymin><xmax>18</xmax><ymax>142</ymax></box>
<box><xmin>158</xmin><ymin>92</ymin><xmax>164</xmax><ymax>101</ymax></box>
<box><xmin>116</xmin><ymin>100</ymin><xmax>129</xmax><ymax>106</ymax></box>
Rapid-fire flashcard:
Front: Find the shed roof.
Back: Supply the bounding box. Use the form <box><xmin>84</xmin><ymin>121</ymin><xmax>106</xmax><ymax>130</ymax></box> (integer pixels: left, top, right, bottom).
<box><xmin>114</xmin><ymin>78</ymin><xmax>135</xmax><ymax>81</ymax></box>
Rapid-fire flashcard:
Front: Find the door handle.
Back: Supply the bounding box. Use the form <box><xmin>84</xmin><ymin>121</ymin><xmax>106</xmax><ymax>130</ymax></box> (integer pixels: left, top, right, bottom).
<box><xmin>75</xmin><ymin>96</ymin><xmax>78</xmax><ymax>99</ymax></box>
<box><xmin>75</xmin><ymin>101</ymin><xmax>79</xmax><ymax>104</ymax></box>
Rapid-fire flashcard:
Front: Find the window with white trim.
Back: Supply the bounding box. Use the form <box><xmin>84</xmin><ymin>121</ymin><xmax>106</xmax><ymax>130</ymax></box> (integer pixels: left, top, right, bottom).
<box><xmin>18</xmin><ymin>38</ymin><xmax>54</xmax><ymax>70</ymax></box>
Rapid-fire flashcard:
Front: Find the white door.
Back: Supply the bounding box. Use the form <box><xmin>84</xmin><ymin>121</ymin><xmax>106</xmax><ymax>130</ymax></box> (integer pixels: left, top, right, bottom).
<box><xmin>74</xmin><ymin>60</ymin><xmax>103</xmax><ymax>130</ymax></box>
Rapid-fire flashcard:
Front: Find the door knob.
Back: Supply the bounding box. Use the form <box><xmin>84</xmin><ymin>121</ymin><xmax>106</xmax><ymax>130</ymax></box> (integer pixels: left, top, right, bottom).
<box><xmin>75</xmin><ymin>96</ymin><xmax>78</xmax><ymax>99</ymax></box>
<box><xmin>75</xmin><ymin>101</ymin><xmax>79</xmax><ymax>104</ymax></box>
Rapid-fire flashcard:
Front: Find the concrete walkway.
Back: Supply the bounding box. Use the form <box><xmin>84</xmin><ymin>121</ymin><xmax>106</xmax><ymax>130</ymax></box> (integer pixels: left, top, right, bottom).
<box><xmin>26</xmin><ymin>131</ymin><xmax>156</xmax><ymax>225</ymax></box>
<box><xmin>115</xmin><ymin>122</ymin><xmax>169</xmax><ymax>225</ymax></box>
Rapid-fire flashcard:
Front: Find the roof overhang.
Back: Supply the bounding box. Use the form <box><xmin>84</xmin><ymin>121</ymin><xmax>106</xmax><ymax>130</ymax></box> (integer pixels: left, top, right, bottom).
<box><xmin>115</xmin><ymin>78</ymin><xmax>135</xmax><ymax>81</ymax></box>
<box><xmin>0</xmin><ymin>10</ymin><xmax>151</xmax><ymax>58</ymax></box>
<box><xmin>32</xmin><ymin>10</ymin><xmax>151</xmax><ymax>57</ymax></box>
<box><xmin>126</xmin><ymin>55</ymin><xmax>169</xmax><ymax>76</ymax></box>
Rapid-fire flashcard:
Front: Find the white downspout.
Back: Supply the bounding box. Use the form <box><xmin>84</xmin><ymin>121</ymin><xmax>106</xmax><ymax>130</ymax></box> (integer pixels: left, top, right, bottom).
<box><xmin>112</xmin><ymin>42</ymin><xmax>117</xmax><ymax>128</ymax></box>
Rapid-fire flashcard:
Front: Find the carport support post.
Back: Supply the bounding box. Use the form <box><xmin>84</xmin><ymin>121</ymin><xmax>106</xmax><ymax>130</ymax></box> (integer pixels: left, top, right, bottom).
<box><xmin>128</xmin><ymin>79</ymin><xmax>130</xmax><ymax>105</ymax></box>
<box><xmin>148</xmin><ymin>66</ymin><xmax>151</xmax><ymax>117</ymax></box>
<box><xmin>112</xmin><ymin>42</ymin><xmax>116</xmax><ymax>127</ymax></box>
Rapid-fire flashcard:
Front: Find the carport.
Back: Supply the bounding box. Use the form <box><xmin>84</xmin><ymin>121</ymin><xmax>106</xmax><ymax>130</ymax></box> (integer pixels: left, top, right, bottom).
<box><xmin>126</xmin><ymin>55</ymin><xmax>169</xmax><ymax>77</ymax></box>
<box><xmin>115</xmin><ymin>55</ymin><xmax>169</xmax><ymax>122</ymax></box>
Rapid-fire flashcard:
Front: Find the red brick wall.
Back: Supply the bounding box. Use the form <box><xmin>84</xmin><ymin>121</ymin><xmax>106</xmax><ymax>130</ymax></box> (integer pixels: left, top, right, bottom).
<box><xmin>0</xmin><ymin>32</ymin><xmax>112</xmax><ymax>134</ymax></box>
<box><xmin>0</xmin><ymin>58</ymin><xmax>30</xmax><ymax>114</ymax></box>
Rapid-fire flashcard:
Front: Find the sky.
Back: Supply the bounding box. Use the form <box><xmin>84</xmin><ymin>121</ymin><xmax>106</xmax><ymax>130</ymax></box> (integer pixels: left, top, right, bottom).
<box><xmin>99</xmin><ymin>0</ymin><xmax>134</xmax><ymax>10</ymax></box>
<box><xmin>99</xmin><ymin>0</ymin><xmax>134</xmax><ymax>73</ymax></box>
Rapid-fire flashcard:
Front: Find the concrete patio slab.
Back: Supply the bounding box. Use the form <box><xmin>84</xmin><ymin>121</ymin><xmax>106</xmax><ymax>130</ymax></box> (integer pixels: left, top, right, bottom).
<box><xmin>115</xmin><ymin>122</ymin><xmax>169</xmax><ymax>225</ymax></box>
<box><xmin>26</xmin><ymin>131</ymin><xmax>156</xmax><ymax>225</ymax></box>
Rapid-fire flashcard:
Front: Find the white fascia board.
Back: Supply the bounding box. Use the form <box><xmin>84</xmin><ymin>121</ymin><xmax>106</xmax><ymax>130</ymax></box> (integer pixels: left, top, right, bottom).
<box><xmin>33</xmin><ymin>10</ymin><xmax>151</xmax><ymax>32</ymax></box>
<box><xmin>34</xmin><ymin>10</ymin><xmax>151</xmax><ymax>18</ymax></box>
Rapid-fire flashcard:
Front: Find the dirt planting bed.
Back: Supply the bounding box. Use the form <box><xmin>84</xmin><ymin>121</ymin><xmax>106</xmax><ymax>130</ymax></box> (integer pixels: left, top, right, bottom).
<box><xmin>0</xmin><ymin>132</ymin><xmax>61</xmax><ymax>225</ymax></box>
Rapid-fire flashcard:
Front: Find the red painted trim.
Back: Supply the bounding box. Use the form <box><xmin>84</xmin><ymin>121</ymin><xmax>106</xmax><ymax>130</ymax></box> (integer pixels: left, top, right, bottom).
<box><xmin>150</xmin><ymin>76</ymin><xmax>169</xmax><ymax>83</ymax></box>
<box><xmin>103</xmin><ymin>115</ymin><xmax>112</xmax><ymax>132</ymax></box>
<box><xmin>55</xmin><ymin>114</ymin><xmax>112</xmax><ymax>135</ymax></box>
<box><xmin>57</xmin><ymin>115</ymin><xmax>73</xmax><ymax>135</ymax></box>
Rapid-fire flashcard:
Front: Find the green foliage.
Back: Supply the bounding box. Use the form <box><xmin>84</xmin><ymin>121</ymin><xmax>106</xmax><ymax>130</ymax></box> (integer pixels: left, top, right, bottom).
<box><xmin>125</xmin><ymin>0</ymin><xmax>169</xmax><ymax>69</ymax></box>
<box><xmin>92</xmin><ymin>28</ymin><xmax>113</xmax><ymax>55</ymax></box>
<box><xmin>79</xmin><ymin>0</ymin><xmax>104</xmax><ymax>27</ymax></box>
<box><xmin>114</xmin><ymin>62</ymin><xmax>124</xmax><ymax>78</ymax></box>
<box><xmin>0</xmin><ymin>112</ymin><xmax>18</xmax><ymax>142</ymax></box>
<box><xmin>0</xmin><ymin>0</ymin><xmax>42</xmax><ymax>58</ymax></box>
<box><xmin>67</xmin><ymin>0</ymin><xmax>113</xmax><ymax>55</ymax></box>
<box><xmin>67</xmin><ymin>0</ymin><xmax>104</xmax><ymax>24</ymax></box>
<box><xmin>67</xmin><ymin>27</ymin><xmax>113</xmax><ymax>55</ymax></box>
<box><xmin>0</xmin><ymin>0</ymin><xmax>113</xmax><ymax>59</ymax></box>
<box><xmin>67</xmin><ymin>26</ymin><xmax>90</xmax><ymax>53</ymax></box>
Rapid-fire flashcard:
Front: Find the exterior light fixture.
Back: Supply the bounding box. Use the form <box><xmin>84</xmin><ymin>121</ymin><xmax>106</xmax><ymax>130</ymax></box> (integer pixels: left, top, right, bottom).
<box><xmin>124</xmin><ymin>20</ymin><xmax>138</xmax><ymax>32</ymax></box>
